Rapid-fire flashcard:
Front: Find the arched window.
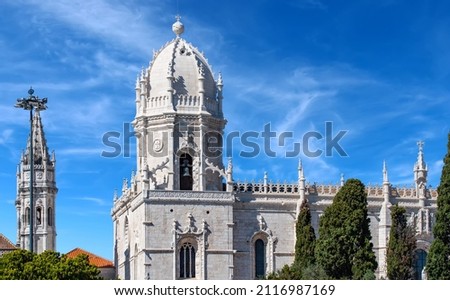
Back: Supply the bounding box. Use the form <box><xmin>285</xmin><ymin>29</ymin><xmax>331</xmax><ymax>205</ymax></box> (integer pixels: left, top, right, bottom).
<box><xmin>47</xmin><ymin>207</ymin><xmax>53</xmax><ymax>226</ymax></box>
<box><xmin>134</xmin><ymin>243</ymin><xmax>139</xmax><ymax>280</ymax></box>
<box><xmin>124</xmin><ymin>217</ymin><xmax>129</xmax><ymax>246</ymax></box>
<box><xmin>414</xmin><ymin>249</ymin><xmax>427</xmax><ymax>280</ymax></box>
<box><xmin>255</xmin><ymin>239</ymin><xmax>265</xmax><ymax>278</ymax></box>
<box><xmin>36</xmin><ymin>207</ymin><xmax>42</xmax><ymax>225</ymax></box>
<box><xmin>179</xmin><ymin>242</ymin><xmax>196</xmax><ymax>279</ymax></box>
<box><xmin>123</xmin><ymin>217</ymin><xmax>130</xmax><ymax>280</ymax></box>
<box><xmin>179</xmin><ymin>153</ymin><xmax>193</xmax><ymax>190</ymax></box>
<box><xmin>25</xmin><ymin>207</ymin><xmax>30</xmax><ymax>225</ymax></box>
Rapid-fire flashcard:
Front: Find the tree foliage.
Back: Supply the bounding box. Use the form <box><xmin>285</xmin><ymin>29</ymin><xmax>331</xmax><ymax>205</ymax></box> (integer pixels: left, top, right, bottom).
<box><xmin>0</xmin><ymin>250</ymin><xmax>101</xmax><ymax>280</ymax></box>
<box><xmin>386</xmin><ymin>205</ymin><xmax>416</xmax><ymax>279</ymax></box>
<box><xmin>267</xmin><ymin>201</ymin><xmax>317</xmax><ymax>280</ymax></box>
<box><xmin>294</xmin><ymin>201</ymin><xmax>316</xmax><ymax>271</ymax></box>
<box><xmin>427</xmin><ymin>133</ymin><xmax>450</xmax><ymax>279</ymax></box>
<box><xmin>315</xmin><ymin>178</ymin><xmax>377</xmax><ymax>279</ymax></box>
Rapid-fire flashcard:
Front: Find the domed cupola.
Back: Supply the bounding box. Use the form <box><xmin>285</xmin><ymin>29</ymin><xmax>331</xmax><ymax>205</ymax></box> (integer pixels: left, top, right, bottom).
<box><xmin>135</xmin><ymin>16</ymin><xmax>223</xmax><ymax>117</ymax></box>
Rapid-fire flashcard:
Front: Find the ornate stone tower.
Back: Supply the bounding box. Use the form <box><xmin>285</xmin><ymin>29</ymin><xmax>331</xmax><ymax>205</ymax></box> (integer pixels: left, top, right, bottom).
<box><xmin>16</xmin><ymin>111</ymin><xmax>57</xmax><ymax>253</ymax></box>
<box><xmin>414</xmin><ymin>141</ymin><xmax>428</xmax><ymax>206</ymax></box>
<box><xmin>133</xmin><ymin>16</ymin><xmax>226</xmax><ymax>192</ymax></box>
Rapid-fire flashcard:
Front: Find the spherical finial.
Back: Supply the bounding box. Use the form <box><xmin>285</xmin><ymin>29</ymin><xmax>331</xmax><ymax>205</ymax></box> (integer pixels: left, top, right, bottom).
<box><xmin>172</xmin><ymin>15</ymin><xmax>184</xmax><ymax>37</ymax></box>
<box><xmin>28</xmin><ymin>87</ymin><xmax>34</xmax><ymax>95</ymax></box>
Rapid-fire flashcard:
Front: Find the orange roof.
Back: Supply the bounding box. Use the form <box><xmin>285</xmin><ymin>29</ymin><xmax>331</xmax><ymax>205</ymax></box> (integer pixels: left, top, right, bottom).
<box><xmin>66</xmin><ymin>248</ymin><xmax>114</xmax><ymax>268</ymax></box>
<box><xmin>0</xmin><ymin>233</ymin><xmax>16</xmax><ymax>250</ymax></box>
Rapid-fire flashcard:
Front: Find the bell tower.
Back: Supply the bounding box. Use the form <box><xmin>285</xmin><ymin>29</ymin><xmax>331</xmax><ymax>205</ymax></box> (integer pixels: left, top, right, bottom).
<box><xmin>16</xmin><ymin>111</ymin><xmax>57</xmax><ymax>253</ymax></box>
<box><xmin>132</xmin><ymin>16</ymin><xmax>226</xmax><ymax>192</ymax></box>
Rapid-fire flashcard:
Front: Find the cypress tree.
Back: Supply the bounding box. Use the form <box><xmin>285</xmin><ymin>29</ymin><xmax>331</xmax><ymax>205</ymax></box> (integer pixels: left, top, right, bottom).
<box><xmin>267</xmin><ymin>201</ymin><xmax>316</xmax><ymax>280</ymax></box>
<box><xmin>386</xmin><ymin>205</ymin><xmax>416</xmax><ymax>279</ymax></box>
<box><xmin>427</xmin><ymin>133</ymin><xmax>450</xmax><ymax>279</ymax></box>
<box><xmin>293</xmin><ymin>201</ymin><xmax>316</xmax><ymax>271</ymax></box>
<box><xmin>315</xmin><ymin>178</ymin><xmax>377</xmax><ymax>279</ymax></box>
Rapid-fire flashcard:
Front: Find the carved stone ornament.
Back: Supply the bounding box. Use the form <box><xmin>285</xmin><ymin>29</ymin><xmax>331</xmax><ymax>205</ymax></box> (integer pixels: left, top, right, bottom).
<box><xmin>153</xmin><ymin>139</ymin><xmax>164</xmax><ymax>153</ymax></box>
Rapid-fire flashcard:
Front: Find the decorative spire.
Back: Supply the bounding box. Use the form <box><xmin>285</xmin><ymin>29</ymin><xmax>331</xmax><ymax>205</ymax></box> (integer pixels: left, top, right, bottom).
<box><xmin>227</xmin><ymin>157</ymin><xmax>233</xmax><ymax>173</ymax></box>
<box><xmin>113</xmin><ymin>189</ymin><xmax>118</xmax><ymax>202</ymax></box>
<box><xmin>217</xmin><ymin>72</ymin><xmax>223</xmax><ymax>86</ymax></box>
<box><xmin>24</xmin><ymin>111</ymin><xmax>51</xmax><ymax>166</ymax></box>
<box><xmin>298</xmin><ymin>159</ymin><xmax>305</xmax><ymax>180</ymax></box>
<box><xmin>172</xmin><ymin>15</ymin><xmax>184</xmax><ymax>37</ymax></box>
<box><xmin>340</xmin><ymin>173</ymin><xmax>345</xmax><ymax>186</ymax></box>
<box><xmin>383</xmin><ymin>160</ymin><xmax>389</xmax><ymax>183</ymax></box>
<box><xmin>415</xmin><ymin>141</ymin><xmax>427</xmax><ymax>170</ymax></box>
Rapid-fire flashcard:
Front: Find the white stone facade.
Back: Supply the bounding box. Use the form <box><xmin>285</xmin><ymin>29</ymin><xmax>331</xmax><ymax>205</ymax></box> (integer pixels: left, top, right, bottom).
<box><xmin>112</xmin><ymin>18</ymin><xmax>437</xmax><ymax>280</ymax></box>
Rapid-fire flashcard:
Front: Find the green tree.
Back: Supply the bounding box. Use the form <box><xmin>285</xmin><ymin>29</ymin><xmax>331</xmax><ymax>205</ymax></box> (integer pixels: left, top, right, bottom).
<box><xmin>294</xmin><ymin>201</ymin><xmax>316</xmax><ymax>271</ymax></box>
<box><xmin>267</xmin><ymin>201</ymin><xmax>316</xmax><ymax>280</ymax></box>
<box><xmin>266</xmin><ymin>264</ymin><xmax>301</xmax><ymax>280</ymax></box>
<box><xmin>427</xmin><ymin>133</ymin><xmax>450</xmax><ymax>279</ymax></box>
<box><xmin>0</xmin><ymin>249</ymin><xmax>34</xmax><ymax>280</ymax></box>
<box><xmin>315</xmin><ymin>178</ymin><xmax>377</xmax><ymax>279</ymax></box>
<box><xmin>386</xmin><ymin>205</ymin><xmax>416</xmax><ymax>279</ymax></box>
<box><xmin>0</xmin><ymin>250</ymin><xmax>101</xmax><ymax>280</ymax></box>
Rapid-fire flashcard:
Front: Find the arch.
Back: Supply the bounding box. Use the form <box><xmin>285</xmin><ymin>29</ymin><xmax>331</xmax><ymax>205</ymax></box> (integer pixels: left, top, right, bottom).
<box><xmin>176</xmin><ymin>237</ymin><xmax>198</xmax><ymax>279</ymax></box>
<box><xmin>255</xmin><ymin>239</ymin><xmax>265</xmax><ymax>278</ymax></box>
<box><xmin>133</xmin><ymin>243</ymin><xmax>139</xmax><ymax>280</ymax></box>
<box><xmin>249</xmin><ymin>230</ymin><xmax>276</xmax><ymax>278</ymax></box>
<box><xmin>413</xmin><ymin>249</ymin><xmax>427</xmax><ymax>280</ymax></box>
<box><xmin>124</xmin><ymin>217</ymin><xmax>129</xmax><ymax>247</ymax></box>
<box><xmin>179</xmin><ymin>242</ymin><xmax>196</xmax><ymax>279</ymax></box>
<box><xmin>47</xmin><ymin>207</ymin><xmax>53</xmax><ymax>226</ymax></box>
<box><xmin>123</xmin><ymin>217</ymin><xmax>130</xmax><ymax>280</ymax></box>
<box><xmin>25</xmin><ymin>207</ymin><xmax>30</xmax><ymax>225</ymax></box>
<box><xmin>36</xmin><ymin>207</ymin><xmax>42</xmax><ymax>225</ymax></box>
<box><xmin>179</xmin><ymin>153</ymin><xmax>193</xmax><ymax>190</ymax></box>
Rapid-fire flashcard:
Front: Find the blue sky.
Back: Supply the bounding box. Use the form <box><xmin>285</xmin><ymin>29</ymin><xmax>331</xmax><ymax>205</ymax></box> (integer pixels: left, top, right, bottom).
<box><xmin>1</xmin><ymin>0</ymin><xmax>449</xmax><ymax>260</ymax></box>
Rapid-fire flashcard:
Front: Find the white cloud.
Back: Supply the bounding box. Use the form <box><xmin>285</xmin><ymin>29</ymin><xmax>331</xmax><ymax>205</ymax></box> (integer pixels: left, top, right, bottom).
<box><xmin>15</xmin><ymin>0</ymin><xmax>167</xmax><ymax>56</ymax></box>
<box><xmin>0</xmin><ymin>129</ymin><xmax>13</xmax><ymax>145</ymax></box>
<box><xmin>73</xmin><ymin>196</ymin><xmax>108</xmax><ymax>206</ymax></box>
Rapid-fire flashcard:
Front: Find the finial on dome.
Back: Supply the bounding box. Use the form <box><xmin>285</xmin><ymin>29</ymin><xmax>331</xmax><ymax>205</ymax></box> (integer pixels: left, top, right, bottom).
<box><xmin>172</xmin><ymin>15</ymin><xmax>184</xmax><ymax>37</ymax></box>
<box><xmin>217</xmin><ymin>72</ymin><xmax>223</xmax><ymax>86</ymax></box>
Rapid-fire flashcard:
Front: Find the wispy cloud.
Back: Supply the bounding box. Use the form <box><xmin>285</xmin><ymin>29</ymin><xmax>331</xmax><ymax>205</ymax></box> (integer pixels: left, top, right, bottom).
<box><xmin>71</xmin><ymin>196</ymin><xmax>108</xmax><ymax>206</ymax></box>
<box><xmin>0</xmin><ymin>129</ymin><xmax>13</xmax><ymax>145</ymax></box>
<box><xmin>13</xmin><ymin>0</ymin><xmax>167</xmax><ymax>56</ymax></box>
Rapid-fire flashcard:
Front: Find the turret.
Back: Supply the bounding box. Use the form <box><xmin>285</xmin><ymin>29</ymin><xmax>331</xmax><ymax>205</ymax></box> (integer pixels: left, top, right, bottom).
<box><xmin>217</xmin><ymin>72</ymin><xmax>224</xmax><ymax>117</ymax></box>
<box><xmin>382</xmin><ymin>160</ymin><xmax>390</xmax><ymax>203</ymax></box>
<box><xmin>378</xmin><ymin>160</ymin><xmax>392</xmax><ymax>279</ymax></box>
<box><xmin>296</xmin><ymin>160</ymin><xmax>306</xmax><ymax>217</ymax></box>
<box><xmin>414</xmin><ymin>141</ymin><xmax>428</xmax><ymax>206</ymax></box>
<box><xmin>16</xmin><ymin>111</ymin><xmax>57</xmax><ymax>253</ymax></box>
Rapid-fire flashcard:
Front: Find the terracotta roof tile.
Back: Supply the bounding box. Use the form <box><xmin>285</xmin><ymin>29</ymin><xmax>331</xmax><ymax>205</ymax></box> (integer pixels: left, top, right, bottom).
<box><xmin>66</xmin><ymin>247</ymin><xmax>114</xmax><ymax>268</ymax></box>
<box><xmin>0</xmin><ymin>233</ymin><xmax>16</xmax><ymax>250</ymax></box>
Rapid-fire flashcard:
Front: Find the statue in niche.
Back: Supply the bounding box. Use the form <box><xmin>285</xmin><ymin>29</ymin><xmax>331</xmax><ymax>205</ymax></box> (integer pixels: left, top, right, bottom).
<box><xmin>419</xmin><ymin>181</ymin><xmax>426</xmax><ymax>198</ymax></box>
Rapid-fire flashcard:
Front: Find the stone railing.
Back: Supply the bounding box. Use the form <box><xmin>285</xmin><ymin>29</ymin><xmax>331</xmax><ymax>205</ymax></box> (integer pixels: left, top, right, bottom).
<box><xmin>234</xmin><ymin>181</ymin><xmax>438</xmax><ymax>199</ymax></box>
<box><xmin>176</xmin><ymin>95</ymin><xmax>199</xmax><ymax>107</ymax></box>
<box><xmin>147</xmin><ymin>95</ymin><xmax>169</xmax><ymax>108</ymax></box>
<box><xmin>233</xmin><ymin>182</ymin><xmax>299</xmax><ymax>194</ymax></box>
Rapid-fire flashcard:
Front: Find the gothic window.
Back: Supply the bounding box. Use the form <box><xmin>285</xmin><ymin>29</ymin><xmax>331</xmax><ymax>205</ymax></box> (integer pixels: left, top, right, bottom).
<box><xmin>414</xmin><ymin>249</ymin><xmax>427</xmax><ymax>280</ymax></box>
<box><xmin>179</xmin><ymin>242</ymin><xmax>196</xmax><ymax>279</ymax></box>
<box><xmin>179</xmin><ymin>153</ymin><xmax>193</xmax><ymax>190</ymax></box>
<box><xmin>47</xmin><ymin>207</ymin><xmax>53</xmax><ymax>226</ymax></box>
<box><xmin>123</xmin><ymin>217</ymin><xmax>131</xmax><ymax>280</ymax></box>
<box><xmin>255</xmin><ymin>239</ymin><xmax>265</xmax><ymax>278</ymax></box>
<box><xmin>36</xmin><ymin>207</ymin><xmax>42</xmax><ymax>225</ymax></box>
<box><xmin>25</xmin><ymin>207</ymin><xmax>30</xmax><ymax>225</ymax></box>
<box><xmin>133</xmin><ymin>243</ymin><xmax>139</xmax><ymax>280</ymax></box>
<box><xmin>124</xmin><ymin>217</ymin><xmax>129</xmax><ymax>246</ymax></box>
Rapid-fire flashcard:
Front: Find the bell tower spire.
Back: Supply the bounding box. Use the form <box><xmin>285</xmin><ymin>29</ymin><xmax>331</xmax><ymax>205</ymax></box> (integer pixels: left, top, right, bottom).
<box><xmin>414</xmin><ymin>141</ymin><xmax>428</xmax><ymax>204</ymax></box>
<box><xmin>16</xmin><ymin>111</ymin><xmax>57</xmax><ymax>253</ymax></box>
